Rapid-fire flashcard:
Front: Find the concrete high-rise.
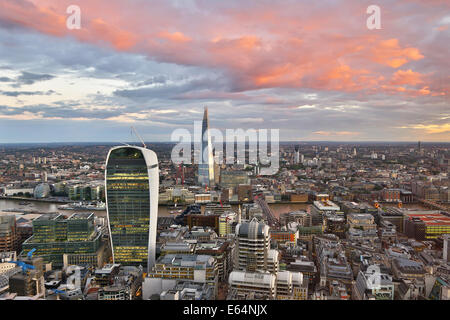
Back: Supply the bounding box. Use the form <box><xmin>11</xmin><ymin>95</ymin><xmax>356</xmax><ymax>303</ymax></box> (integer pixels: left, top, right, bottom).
<box><xmin>294</xmin><ymin>147</ymin><xmax>300</xmax><ymax>164</ymax></box>
<box><xmin>234</xmin><ymin>218</ymin><xmax>279</xmax><ymax>273</ymax></box>
<box><xmin>105</xmin><ymin>146</ymin><xmax>159</xmax><ymax>272</ymax></box>
<box><xmin>198</xmin><ymin>107</ymin><xmax>215</xmax><ymax>187</ymax></box>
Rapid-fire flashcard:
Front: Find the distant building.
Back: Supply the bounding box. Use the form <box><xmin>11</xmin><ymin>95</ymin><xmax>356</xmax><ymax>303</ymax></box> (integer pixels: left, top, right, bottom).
<box><xmin>220</xmin><ymin>171</ymin><xmax>249</xmax><ymax>188</ymax></box>
<box><xmin>380</xmin><ymin>188</ymin><xmax>401</xmax><ymax>202</ymax></box>
<box><xmin>186</xmin><ymin>213</ymin><xmax>220</xmax><ymax>233</ymax></box>
<box><xmin>228</xmin><ymin>270</ymin><xmax>307</xmax><ymax>300</ymax></box>
<box><xmin>379</xmin><ymin>208</ymin><xmax>405</xmax><ymax>233</ymax></box>
<box><xmin>444</xmin><ymin>235</ymin><xmax>450</xmax><ymax>262</ymax></box>
<box><xmin>228</xmin><ymin>271</ymin><xmax>276</xmax><ymax>299</ymax></box>
<box><xmin>280</xmin><ymin>211</ymin><xmax>311</xmax><ymax>227</ymax></box>
<box><xmin>404</xmin><ymin>211</ymin><xmax>450</xmax><ymax>240</ymax></box>
<box><xmin>218</xmin><ymin>212</ymin><xmax>237</xmax><ymax>237</ymax></box>
<box><xmin>33</xmin><ymin>183</ymin><xmax>51</xmax><ymax>199</ymax></box>
<box><xmin>198</xmin><ymin>107</ymin><xmax>215</xmax><ymax>187</ymax></box>
<box><xmin>143</xmin><ymin>254</ymin><xmax>218</xmax><ymax>300</ymax></box>
<box><xmin>347</xmin><ymin>213</ymin><xmax>377</xmax><ymax>231</ymax></box>
<box><xmin>195</xmin><ymin>241</ymin><xmax>233</xmax><ymax>282</ymax></box>
<box><xmin>0</xmin><ymin>252</ymin><xmax>17</xmax><ymax>275</ymax></box>
<box><xmin>353</xmin><ymin>265</ymin><xmax>394</xmax><ymax>300</ymax></box>
<box><xmin>311</xmin><ymin>200</ymin><xmax>341</xmax><ymax>226</ymax></box>
<box><xmin>392</xmin><ymin>258</ymin><xmax>426</xmax><ymax>281</ymax></box>
<box><xmin>159</xmin><ymin>281</ymin><xmax>215</xmax><ymax>300</ymax></box>
<box><xmin>237</xmin><ymin>185</ymin><xmax>253</xmax><ymax>202</ymax></box>
<box><xmin>270</xmin><ymin>230</ymin><xmax>298</xmax><ymax>245</ymax></box>
<box><xmin>323</xmin><ymin>213</ymin><xmax>346</xmax><ymax>238</ymax></box>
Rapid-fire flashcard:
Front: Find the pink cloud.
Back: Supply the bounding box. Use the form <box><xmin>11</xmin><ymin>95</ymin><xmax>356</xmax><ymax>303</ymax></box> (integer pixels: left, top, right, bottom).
<box><xmin>0</xmin><ymin>0</ymin><xmax>446</xmax><ymax>97</ymax></box>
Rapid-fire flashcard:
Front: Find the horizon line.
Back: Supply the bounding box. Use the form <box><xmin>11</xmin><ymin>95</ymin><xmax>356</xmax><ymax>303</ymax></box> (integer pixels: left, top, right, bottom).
<box><xmin>0</xmin><ymin>140</ymin><xmax>449</xmax><ymax>145</ymax></box>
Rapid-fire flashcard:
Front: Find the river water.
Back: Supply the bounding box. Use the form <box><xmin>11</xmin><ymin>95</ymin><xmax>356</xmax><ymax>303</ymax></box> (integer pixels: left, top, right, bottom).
<box><xmin>0</xmin><ymin>199</ymin><xmax>309</xmax><ymax>219</ymax></box>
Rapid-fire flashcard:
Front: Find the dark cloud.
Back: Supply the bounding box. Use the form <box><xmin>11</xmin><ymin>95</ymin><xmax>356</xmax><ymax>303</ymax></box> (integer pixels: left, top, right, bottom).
<box><xmin>15</xmin><ymin>71</ymin><xmax>55</xmax><ymax>86</ymax></box>
<box><xmin>0</xmin><ymin>90</ymin><xmax>56</xmax><ymax>97</ymax></box>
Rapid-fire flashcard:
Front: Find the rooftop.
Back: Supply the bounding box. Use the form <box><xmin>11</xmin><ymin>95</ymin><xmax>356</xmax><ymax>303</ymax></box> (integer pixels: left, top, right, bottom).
<box><xmin>313</xmin><ymin>200</ymin><xmax>340</xmax><ymax>211</ymax></box>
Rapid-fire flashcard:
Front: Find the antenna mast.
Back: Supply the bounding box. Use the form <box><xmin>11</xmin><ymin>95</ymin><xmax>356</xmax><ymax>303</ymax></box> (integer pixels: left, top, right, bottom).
<box><xmin>131</xmin><ymin>126</ymin><xmax>147</xmax><ymax>148</ymax></box>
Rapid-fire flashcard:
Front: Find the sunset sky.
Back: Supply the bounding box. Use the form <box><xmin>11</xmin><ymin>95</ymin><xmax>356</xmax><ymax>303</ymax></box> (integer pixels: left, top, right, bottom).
<box><xmin>0</xmin><ymin>0</ymin><xmax>449</xmax><ymax>143</ymax></box>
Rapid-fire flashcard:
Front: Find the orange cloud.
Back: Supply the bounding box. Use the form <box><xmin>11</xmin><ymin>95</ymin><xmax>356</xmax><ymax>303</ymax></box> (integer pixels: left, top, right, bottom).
<box><xmin>390</xmin><ymin>69</ymin><xmax>424</xmax><ymax>86</ymax></box>
<box><xmin>371</xmin><ymin>38</ymin><xmax>424</xmax><ymax>68</ymax></box>
<box><xmin>158</xmin><ymin>31</ymin><xmax>191</xmax><ymax>43</ymax></box>
<box><xmin>88</xmin><ymin>18</ymin><xmax>137</xmax><ymax>50</ymax></box>
<box><xmin>399</xmin><ymin>123</ymin><xmax>450</xmax><ymax>134</ymax></box>
<box><xmin>313</xmin><ymin>131</ymin><xmax>360</xmax><ymax>136</ymax></box>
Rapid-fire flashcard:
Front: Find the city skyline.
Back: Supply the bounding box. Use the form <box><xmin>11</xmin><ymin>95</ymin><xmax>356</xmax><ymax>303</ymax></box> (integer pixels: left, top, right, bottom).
<box><xmin>0</xmin><ymin>0</ymin><xmax>448</xmax><ymax>143</ymax></box>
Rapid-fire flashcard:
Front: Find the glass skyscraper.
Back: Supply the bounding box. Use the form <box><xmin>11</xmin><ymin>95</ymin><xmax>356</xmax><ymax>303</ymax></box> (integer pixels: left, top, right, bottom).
<box><xmin>105</xmin><ymin>146</ymin><xmax>159</xmax><ymax>272</ymax></box>
<box><xmin>198</xmin><ymin>107</ymin><xmax>215</xmax><ymax>187</ymax></box>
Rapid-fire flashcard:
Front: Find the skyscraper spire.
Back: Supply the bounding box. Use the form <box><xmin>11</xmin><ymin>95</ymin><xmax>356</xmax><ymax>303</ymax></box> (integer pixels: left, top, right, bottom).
<box><xmin>198</xmin><ymin>106</ymin><xmax>215</xmax><ymax>187</ymax></box>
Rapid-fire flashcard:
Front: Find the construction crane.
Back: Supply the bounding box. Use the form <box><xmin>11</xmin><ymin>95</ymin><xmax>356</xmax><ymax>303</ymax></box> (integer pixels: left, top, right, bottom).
<box><xmin>131</xmin><ymin>126</ymin><xmax>147</xmax><ymax>148</ymax></box>
<box><xmin>52</xmin><ymin>289</ymin><xmax>65</xmax><ymax>294</ymax></box>
<box><xmin>27</xmin><ymin>248</ymin><xmax>36</xmax><ymax>259</ymax></box>
<box><xmin>9</xmin><ymin>261</ymin><xmax>35</xmax><ymax>274</ymax></box>
<box><xmin>176</xmin><ymin>163</ymin><xmax>185</xmax><ymax>185</ymax></box>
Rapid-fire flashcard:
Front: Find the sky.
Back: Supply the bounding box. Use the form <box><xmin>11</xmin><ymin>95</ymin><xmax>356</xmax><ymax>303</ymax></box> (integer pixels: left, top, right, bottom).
<box><xmin>0</xmin><ymin>0</ymin><xmax>449</xmax><ymax>143</ymax></box>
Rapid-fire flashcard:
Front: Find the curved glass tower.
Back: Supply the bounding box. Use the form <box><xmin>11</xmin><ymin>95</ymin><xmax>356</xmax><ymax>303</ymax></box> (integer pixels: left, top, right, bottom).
<box><xmin>105</xmin><ymin>146</ymin><xmax>159</xmax><ymax>272</ymax></box>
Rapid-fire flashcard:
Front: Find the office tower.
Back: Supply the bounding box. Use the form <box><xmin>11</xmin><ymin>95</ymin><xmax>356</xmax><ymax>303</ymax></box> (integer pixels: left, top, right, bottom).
<box><xmin>294</xmin><ymin>147</ymin><xmax>300</xmax><ymax>164</ymax></box>
<box><xmin>235</xmin><ymin>218</ymin><xmax>278</xmax><ymax>273</ymax></box>
<box><xmin>22</xmin><ymin>213</ymin><xmax>104</xmax><ymax>268</ymax></box>
<box><xmin>105</xmin><ymin>146</ymin><xmax>159</xmax><ymax>272</ymax></box>
<box><xmin>0</xmin><ymin>215</ymin><xmax>20</xmax><ymax>253</ymax></box>
<box><xmin>403</xmin><ymin>211</ymin><xmax>450</xmax><ymax>240</ymax></box>
<box><xmin>220</xmin><ymin>171</ymin><xmax>249</xmax><ymax>188</ymax></box>
<box><xmin>198</xmin><ymin>107</ymin><xmax>215</xmax><ymax>187</ymax></box>
<box><xmin>219</xmin><ymin>212</ymin><xmax>237</xmax><ymax>237</ymax></box>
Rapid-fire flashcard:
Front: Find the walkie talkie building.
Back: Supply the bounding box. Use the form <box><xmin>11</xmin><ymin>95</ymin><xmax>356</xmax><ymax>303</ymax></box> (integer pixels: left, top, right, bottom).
<box><xmin>105</xmin><ymin>146</ymin><xmax>159</xmax><ymax>272</ymax></box>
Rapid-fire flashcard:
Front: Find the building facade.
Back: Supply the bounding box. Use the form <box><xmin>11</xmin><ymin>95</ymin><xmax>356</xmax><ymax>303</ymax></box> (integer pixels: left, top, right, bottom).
<box><xmin>105</xmin><ymin>146</ymin><xmax>159</xmax><ymax>272</ymax></box>
<box><xmin>198</xmin><ymin>107</ymin><xmax>215</xmax><ymax>187</ymax></box>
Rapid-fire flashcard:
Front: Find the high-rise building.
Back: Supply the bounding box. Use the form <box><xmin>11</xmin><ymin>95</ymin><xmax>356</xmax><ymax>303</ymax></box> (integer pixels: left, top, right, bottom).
<box><xmin>219</xmin><ymin>212</ymin><xmax>237</xmax><ymax>237</ymax></box>
<box><xmin>22</xmin><ymin>213</ymin><xmax>104</xmax><ymax>268</ymax></box>
<box><xmin>198</xmin><ymin>107</ymin><xmax>215</xmax><ymax>187</ymax></box>
<box><xmin>234</xmin><ymin>218</ymin><xmax>278</xmax><ymax>273</ymax></box>
<box><xmin>0</xmin><ymin>215</ymin><xmax>20</xmax><ymax>253</ymax></box>
<box><xmin>105</xmin><ymin>146</ymin><xmax>159</xmax><ymax>272</ymax></box>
